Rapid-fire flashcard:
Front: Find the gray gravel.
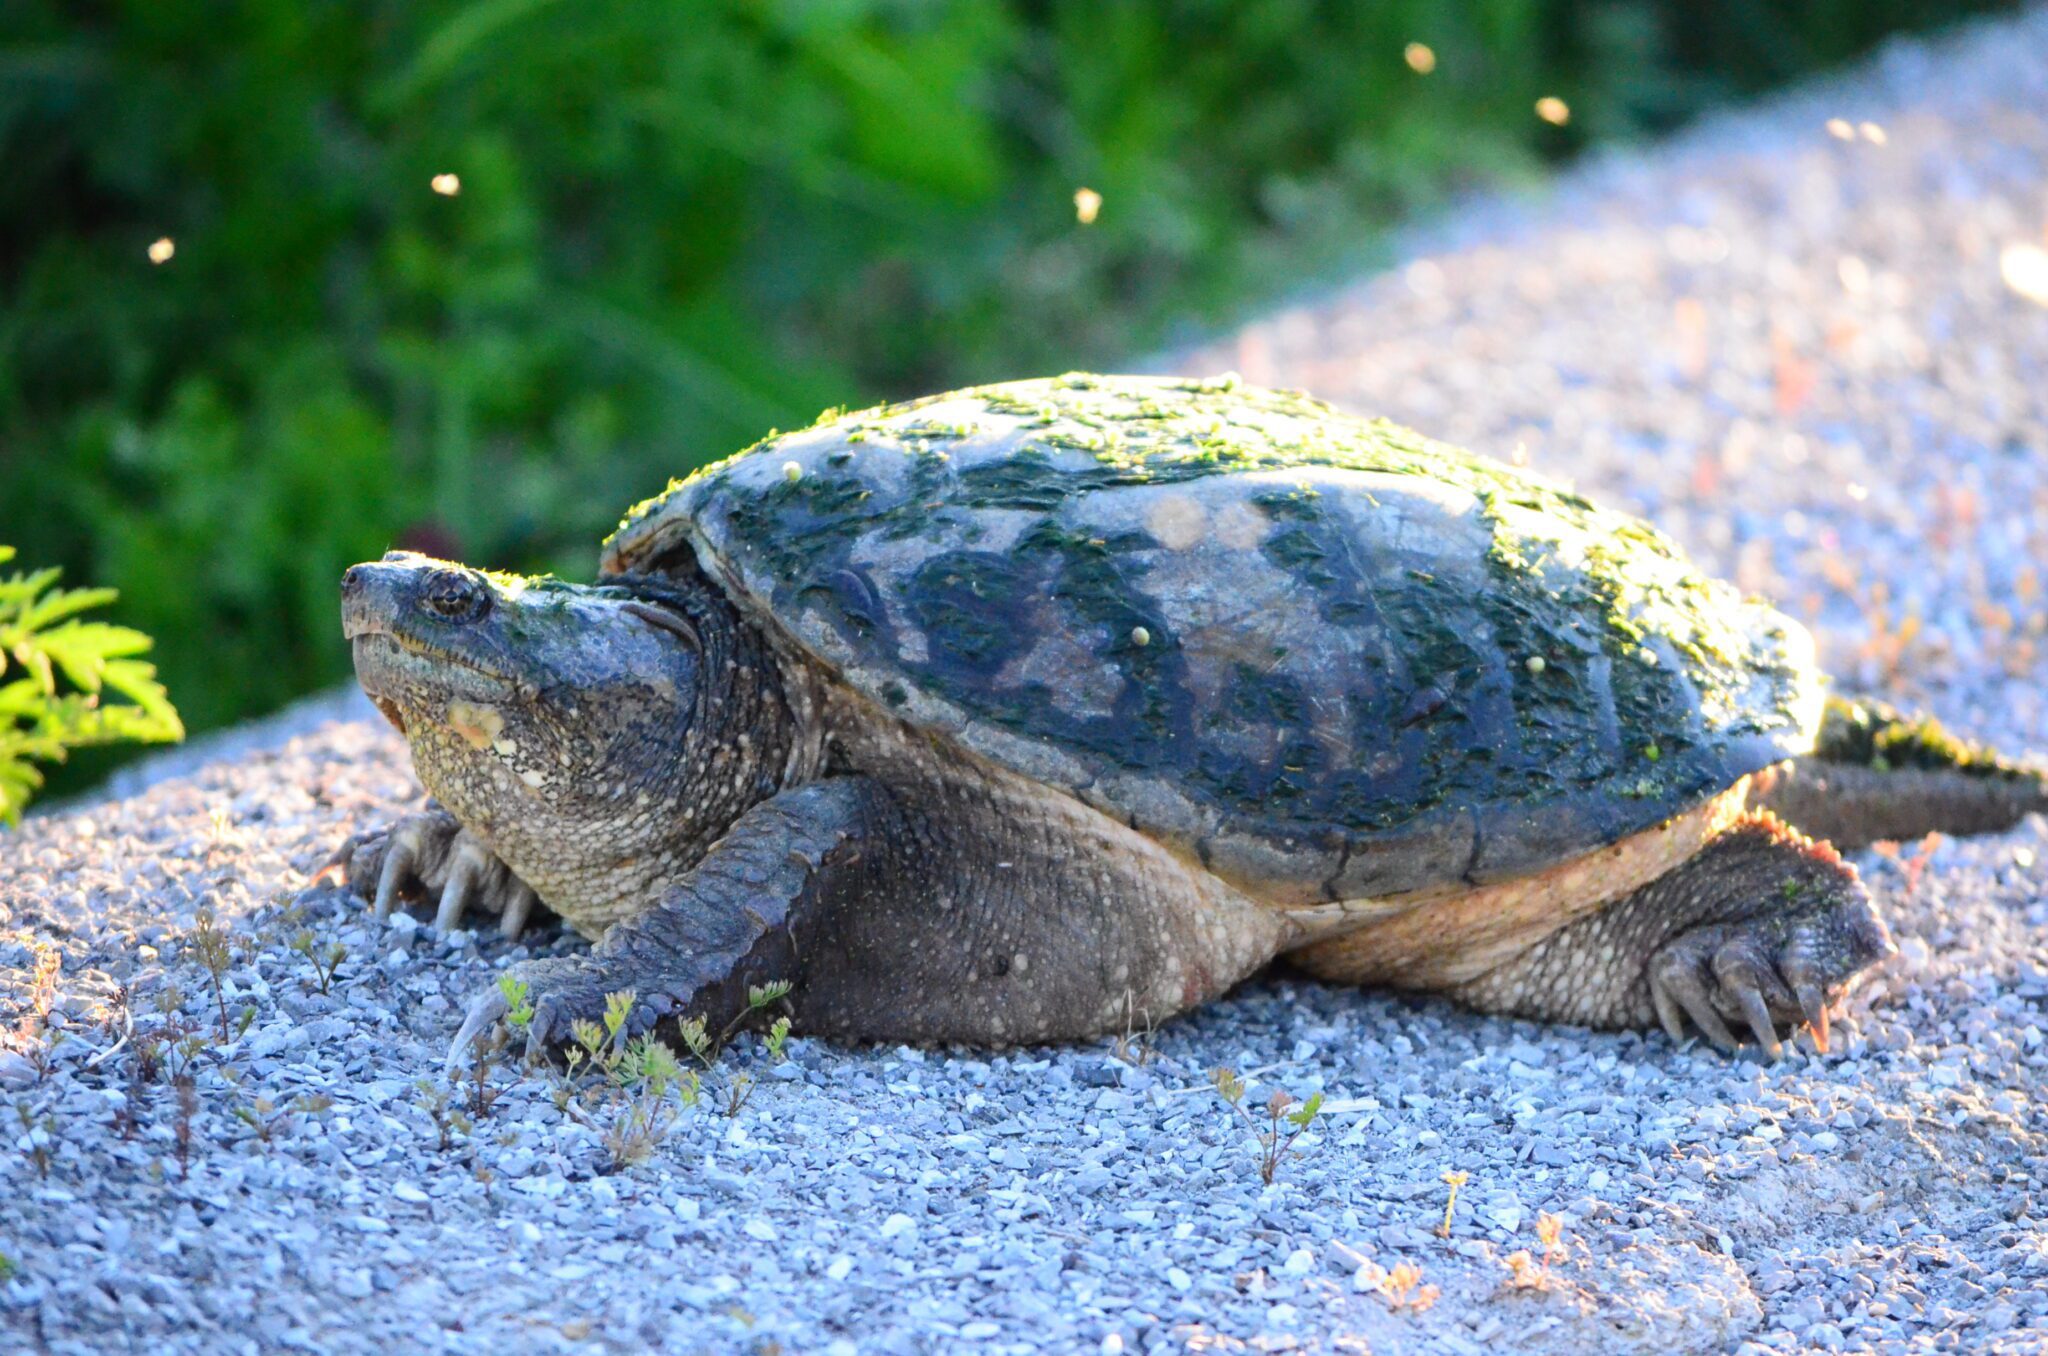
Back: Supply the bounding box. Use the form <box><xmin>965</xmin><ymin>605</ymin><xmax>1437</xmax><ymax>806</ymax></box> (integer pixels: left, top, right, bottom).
<box><xmin>9</xmin><ymin>10</ymin><xmax>2048</xmax><ymax>1354</ymax></box>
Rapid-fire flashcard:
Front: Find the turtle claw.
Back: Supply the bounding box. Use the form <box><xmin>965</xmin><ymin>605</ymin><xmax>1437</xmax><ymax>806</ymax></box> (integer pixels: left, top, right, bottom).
<box><xmin>326</xmin><ymin>809</ymin><xmax>541</xmax><ymax>937</ymax></box>
<box><xmin>1648</xmin><ymin>950</ymin><xmax>1740</xmax><ymax>1052</ymax></box>
<box><xmin>446</xmin><ymin>987</ymin><xmax>509</xmax><ymax>1080</ymax></box>
<box><xmin>1644</xmin><ymin>839</ymin><xmax>1892</xmax><ymax>1059</ymax></box>
<box><xmin>1734</xmin><ymin>987</ymin><xmax>1782</xmax><ymax>1059</ymax></box>
<box><xmin>500</xmin><ymin>886</ymin><xmax>538</xmax><ymax>940</ymax></box>
<box><xmin>374</xmin><ymin>831</ymin><xmax>417</xmax><ymax>921</ymax></box>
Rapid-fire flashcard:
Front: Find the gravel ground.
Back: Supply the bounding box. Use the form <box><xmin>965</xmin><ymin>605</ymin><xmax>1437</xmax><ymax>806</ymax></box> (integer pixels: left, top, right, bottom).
<box><xmin>9</xmin><ymin>12</ymin><xmax>2048</xmax><ymax>1355</ymax></box>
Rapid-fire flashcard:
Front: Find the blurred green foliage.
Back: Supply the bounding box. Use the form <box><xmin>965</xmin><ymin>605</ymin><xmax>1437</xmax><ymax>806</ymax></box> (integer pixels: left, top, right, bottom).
<box><xmin>0</xmin><ymin>0</ymin><xmax>2016</xmax><ymax>788</ymax></box>
<box><xmin>1</xmin><ymin>545</ymin><xmax>183</xmax><ymax>822</ymax></box>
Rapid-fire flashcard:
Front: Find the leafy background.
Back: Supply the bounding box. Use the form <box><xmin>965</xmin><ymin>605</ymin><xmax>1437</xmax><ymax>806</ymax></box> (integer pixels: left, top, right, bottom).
<box><xmin>0</xmin><ymin>0</ymin><xmax>2017</xmax><ymax>796</ymax></box>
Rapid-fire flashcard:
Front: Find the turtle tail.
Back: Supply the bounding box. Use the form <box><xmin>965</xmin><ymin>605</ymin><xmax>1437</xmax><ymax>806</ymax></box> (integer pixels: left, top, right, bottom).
<box><xmin>1750</xmin><ymin>696</ymin><xmax>2048</xmax><ymax>850</ymax></box>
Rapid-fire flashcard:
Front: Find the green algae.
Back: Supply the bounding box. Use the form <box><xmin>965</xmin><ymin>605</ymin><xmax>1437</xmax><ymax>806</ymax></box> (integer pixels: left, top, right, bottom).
<box><xmin>601</xmin><ymin>374</ymin><xmax>1815</xmax><ymax>844</ymax></box>
<box><xmin>1815</xmin><ymin>697</ymin><xmax>2020</xmax><ymax>777</ymax></box>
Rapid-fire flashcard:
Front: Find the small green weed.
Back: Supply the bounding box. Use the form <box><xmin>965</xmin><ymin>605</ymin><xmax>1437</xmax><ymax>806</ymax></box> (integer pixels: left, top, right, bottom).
<box><xmin>13</xmin><ymin>1102</ymin><xmax>54</xmax><ymax>1179</ymax></box>
<box><xmin>1208</xmin><ymin>1067</ymin><xmax>1324</xmax><ymax>1186</ymax></box>
<box><xmin>189</xmin><ymin>908</ymin><xmax>234</xmax><ymax>1040</ymax></box>
<box><xmin>290</xmin><ymin>932</ymin><xmax>347</xmax><ymax>995</ymax></box>
<box><xmin>231</xmin><ymin>1092</ymin><xmax>334</xmax><ymax>1146</ymax></box>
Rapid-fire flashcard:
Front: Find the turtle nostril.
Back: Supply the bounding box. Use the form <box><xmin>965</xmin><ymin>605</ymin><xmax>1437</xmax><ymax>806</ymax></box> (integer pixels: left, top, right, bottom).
<box><xmin>341</xmin><ymin>565</ymin><xmax>366</xmax><ymax>594</ymax></box>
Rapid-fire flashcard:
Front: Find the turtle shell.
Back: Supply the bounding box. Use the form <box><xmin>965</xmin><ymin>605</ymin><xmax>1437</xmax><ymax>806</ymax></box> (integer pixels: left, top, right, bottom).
<box><xmin>603</xmin><ymin>374</ymin><xmax>1820</xmax><ymax>904</ymax></box>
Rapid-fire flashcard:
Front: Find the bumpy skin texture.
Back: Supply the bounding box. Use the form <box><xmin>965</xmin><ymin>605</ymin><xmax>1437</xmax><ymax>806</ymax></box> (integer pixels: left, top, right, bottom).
<box><xmin>1751</xmin><ymin>698</ymin><xmax>2048</xmax><ymax>849</ymax></box>
<box><xmin>1449</xmin><ymin>812</ymin><xmax>1895</xmax><ymax>1056</ymax></box>
<box><xmin>328</xmin><ymin>376</ymin><xmax>2048</xmax><ymax>1064</ymax></box>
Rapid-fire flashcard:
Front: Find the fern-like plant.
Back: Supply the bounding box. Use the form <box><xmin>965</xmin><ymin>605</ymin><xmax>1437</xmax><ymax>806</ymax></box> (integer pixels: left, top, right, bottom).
<box><xmin>1</xmin><ymin>546</ymin><xmax>184</xmax><ymax>824</ymax></box>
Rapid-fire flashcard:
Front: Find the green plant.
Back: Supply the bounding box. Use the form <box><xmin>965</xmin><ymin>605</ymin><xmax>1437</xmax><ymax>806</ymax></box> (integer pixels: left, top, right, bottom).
<box><xmin>721</xmin><ymin>1072</ymin><xmax>756</xmax><ymax>1120</ymax></box>
<box><xmin>3</xmin><ymin>1</ymin><xmax>2009</xmax><ymax>800</ymax></box>
<box><xmin>290</xmin><ymin>932</ymin><xmax>348</xmax><ymax>995</ymax></box>
<box><xmin>1439</xmin><ymin>1170</ymin><xmax>1469</xmax><ymax>1237</ymax></box>
<box><xmin>0</xmin><ymin>547</ymin><xmax>182</xmax><ymax>823</ymax></box>
<box><xmin>561</xmin><ymin>990</ymin><xmax>692</xmax><ymax>1169</ymax></box>
<box><xmin>676</xmin><ymin>981</ymin><xmax>795</xmax><ymax>1071</ymax></box>
<box><xmin>1109</xmin><ymin>994</ymin><xmax>1158</xmax><ymax>1068</ymax></box>
<box><xmin>1503</xmin><ymin>1212</ymin><xmax>1572</xmax><ymax>1291</ymax></box>
<box><xmin>1358</xmin><ymin>1258</ymin><xmax>1440</xmax><ymax>1313</ymax></box>
<box><xmin>414</xmin><ymin>1077</ymin><xmax>473</xmax><ymax>1152</ymax></box>
<box><xmin>189</xmin><ymin>908</ymin><xmax>234</xmax><ymax>1041</ymax></box>
<box><xmin>13</xmin><ymin>1102</ymin><xmax>54</xmax><ymax>1180</ymax></box>
<box><xmin>231</xmin><ymin>1092</ymin><xmax>334</xmax><ymax>1146</ymax></box>
<box><xmin>1208</xmin><ymin>1067</ymin><xmax>1324</xmax><ymax>1185</ymax></box>
<box><xmin>498</xmin><ymin>974</ymin><xmax>535</xmax><ymax>1029</ymax></box>
<box><xmin>173</xmin><ymin>1075</ymin><xmax>198</xmax><ymax>1180</ymax></box>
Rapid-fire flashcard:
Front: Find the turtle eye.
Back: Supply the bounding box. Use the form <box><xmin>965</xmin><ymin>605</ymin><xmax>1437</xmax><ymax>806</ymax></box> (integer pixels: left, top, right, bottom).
<box><xmin>420</xmin><ymin>570</ymin><xmax>490</xmax><ymax>623</ymax></box>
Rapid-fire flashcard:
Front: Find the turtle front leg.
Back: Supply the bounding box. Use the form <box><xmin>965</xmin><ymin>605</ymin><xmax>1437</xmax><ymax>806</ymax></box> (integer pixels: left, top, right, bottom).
<box><xmin>446</xmin><ymin>778</ymin><xmax>873</xmax><ymax>1073</ymax></box>
<box><xmin>449</xmin><ymin>763</ymin><xmax>1290</xmax><ymax>1067</ymax></box>
<box><xmin>1450</xmin><ymin>812</ymin><xmax>1895</xmax><ymax>1056</ymax></box>
<box><xmin>323</xmin><ymin>804</ymin><xmax>541</xmax><ymax>939</ymax></box>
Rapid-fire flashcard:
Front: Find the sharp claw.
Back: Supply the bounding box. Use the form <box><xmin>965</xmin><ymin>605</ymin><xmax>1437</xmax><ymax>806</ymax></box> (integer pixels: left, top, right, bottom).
<box><xmin>1682</xmin><ymin>992</ymin><xmax>1739</xmax><ymax>1053</ymax></box>
<box><xmin>446</xmin><ymin>988</ymin><xmax>510</xmax><ymax>1080</ymax></box>
<box><xmin>500</xmin><ymin>885</ymin><xmax>536</xmax><ymax>941</ymax></box>
<box><xmin>374</xmin><ymin>836</ymin><xmax>414</xmax><ymax>921</ymax></box>
<box><xmin>1736</xmin><ymin>987</ymin><xmax>1783</xmax><ymax>1058</ymax></box>
<box><xmin>1794</xmin><ymin>980</ymin><xmax>1831</xmax><ymax>1053</ymax></box>
<box><xmin>1652</xmin><ymin>980</ymin><xmax>1689</xmax><ymax>1047</ymax></box>
<box><xmin>318</xmin><ymin>832</ymin><xmax>369</xmax><ymax>893</ymax></box>
<box><xmin>435</xmin><ymin>854</ymin><xmax>478</xmax><ymax>932</ymax></box>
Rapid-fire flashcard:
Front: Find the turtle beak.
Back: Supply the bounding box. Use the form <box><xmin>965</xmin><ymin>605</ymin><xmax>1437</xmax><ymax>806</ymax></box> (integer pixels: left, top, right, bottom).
<box><xmin>341</xmin><ymin>551</ymin><xmax>435</xmax><ymax>641</ymax></box>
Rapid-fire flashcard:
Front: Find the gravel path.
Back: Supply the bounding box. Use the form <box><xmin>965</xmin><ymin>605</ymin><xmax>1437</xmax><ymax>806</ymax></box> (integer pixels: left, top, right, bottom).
<box><xmin>9</xmin><ymin>12</ymin><xmax>2048</xmax><ymax>1354</ymax></box>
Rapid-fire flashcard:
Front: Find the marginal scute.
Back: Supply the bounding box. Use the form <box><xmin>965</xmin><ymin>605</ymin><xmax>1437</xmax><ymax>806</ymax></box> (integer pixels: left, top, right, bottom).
<box><xmin>603</xmin><ymin>374</ymin><xmax>1822</xmax><ymax>902</ymax></box>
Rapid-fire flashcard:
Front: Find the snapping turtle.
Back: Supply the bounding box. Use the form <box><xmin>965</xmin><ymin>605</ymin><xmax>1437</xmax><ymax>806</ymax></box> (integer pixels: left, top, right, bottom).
<box><xmin>328</xmin><ymin>374</ymin><xmax>2047</xmax><ymax>1063</ymax></box>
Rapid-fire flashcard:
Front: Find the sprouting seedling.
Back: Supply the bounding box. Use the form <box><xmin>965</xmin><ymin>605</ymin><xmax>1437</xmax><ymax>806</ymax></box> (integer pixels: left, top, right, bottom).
<box><xmin>1208</xmin><ymin>1067</ymin><xmax>1324</xmax><ymax>1184</ymax></box>
<box><xmin>765</xmin><ymin>1015</ymin><xmax>792</xmax><ymax>1063</ymax></box>
<box><xmin>290</xmin><ymin>931</ymin><xmax>348</xmax><ymax>995</ymax></box>
<box><xmin>231</xmin><ymin>1092</ymin><xmax>333</xmax><ymax>1145</ymax></box>
<box><xmin>498</xmin><ymin>975</ymin><xmax>534</xmax><ymax>1030</ymax></box>
<box><xmin>190</xmin><ymin>907</ymin><xmax>233</xmax><ymax>1040</ymax></box>
<box><xmin>1109</xmin><ymin>991</ymin><xmax>1158</xmax><ymax>1067</ymax></box>
<box><xmin>676</xmin><ymin>1015</ymin><xmax>713</xmax><ymax>1068</ymax></box>
<box><xmin>14</xmin><ymin>1102</ymin><xmax>54</xmax><ymax>1179</ymax></box>
<box><xmin>414</xmin><ymin>1078</ymin><xmax>471</xmax><ymax>1151</ymax></box>
<box><xmin>675</xmin><ymin>981</ymin><xmax>795</xmax><ymax>1071</ymax></box>
<box><xmin>1438</xmin><ymin>1170</ymin><xmax>1469</xmax><ymax>1237</ymax></box>
<box><xmin>1535</xmin><ymin>1211</ymin><xmax>1565</xmax><ymax>1263</ymax></box>
<box><xmin>1375</xmin><ymin>1259</ymin><xmax>1439</xmax><ymax>1312</ymax></box>
<box><xmin>173</xmin><ymin>1075</ymin><xmax>198</xmax><ymax>1179</ymax></box>
<box><xmin>1504</xmin><ymin>1211</ymin><xmax>1571</xmax><ymax>1290</ymax></box>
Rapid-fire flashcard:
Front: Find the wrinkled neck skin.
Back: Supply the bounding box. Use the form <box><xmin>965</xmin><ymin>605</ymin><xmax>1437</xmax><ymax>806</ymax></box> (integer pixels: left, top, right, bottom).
<box><xmin>346</xmin><ymin>553</ymin><xmax>814</xmax><ymax>935</ymax></box>
<box><xmin>472</xmin><ymin>582</ymin><xmax>803</xmax><ymax>933</ymax></box>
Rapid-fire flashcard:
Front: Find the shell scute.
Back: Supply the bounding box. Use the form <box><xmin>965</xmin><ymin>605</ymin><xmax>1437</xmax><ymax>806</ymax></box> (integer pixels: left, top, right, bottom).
<box><xmin>603</xmin><ymin>375</ymin><xmax>1819</xmax><ymax>900</ymax></box>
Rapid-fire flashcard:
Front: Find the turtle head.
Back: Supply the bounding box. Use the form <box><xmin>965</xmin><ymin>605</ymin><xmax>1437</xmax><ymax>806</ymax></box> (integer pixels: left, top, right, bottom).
<box><xmin>341</xmin><ymin>551</ymin><xmax>707</xmax><ymax>842</ymax></box>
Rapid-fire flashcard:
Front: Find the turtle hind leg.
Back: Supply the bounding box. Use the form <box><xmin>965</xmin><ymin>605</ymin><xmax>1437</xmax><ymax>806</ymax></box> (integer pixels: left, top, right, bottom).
<box><xmin>1449</xmin><ymin>811</ymin><xmax>1893</xmax><ymax>1055</ymax></box>
<box><xmin>1752</xmin><ymin>696</ymin><xmax>2048</xmax><ymax>849</ymax></box>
